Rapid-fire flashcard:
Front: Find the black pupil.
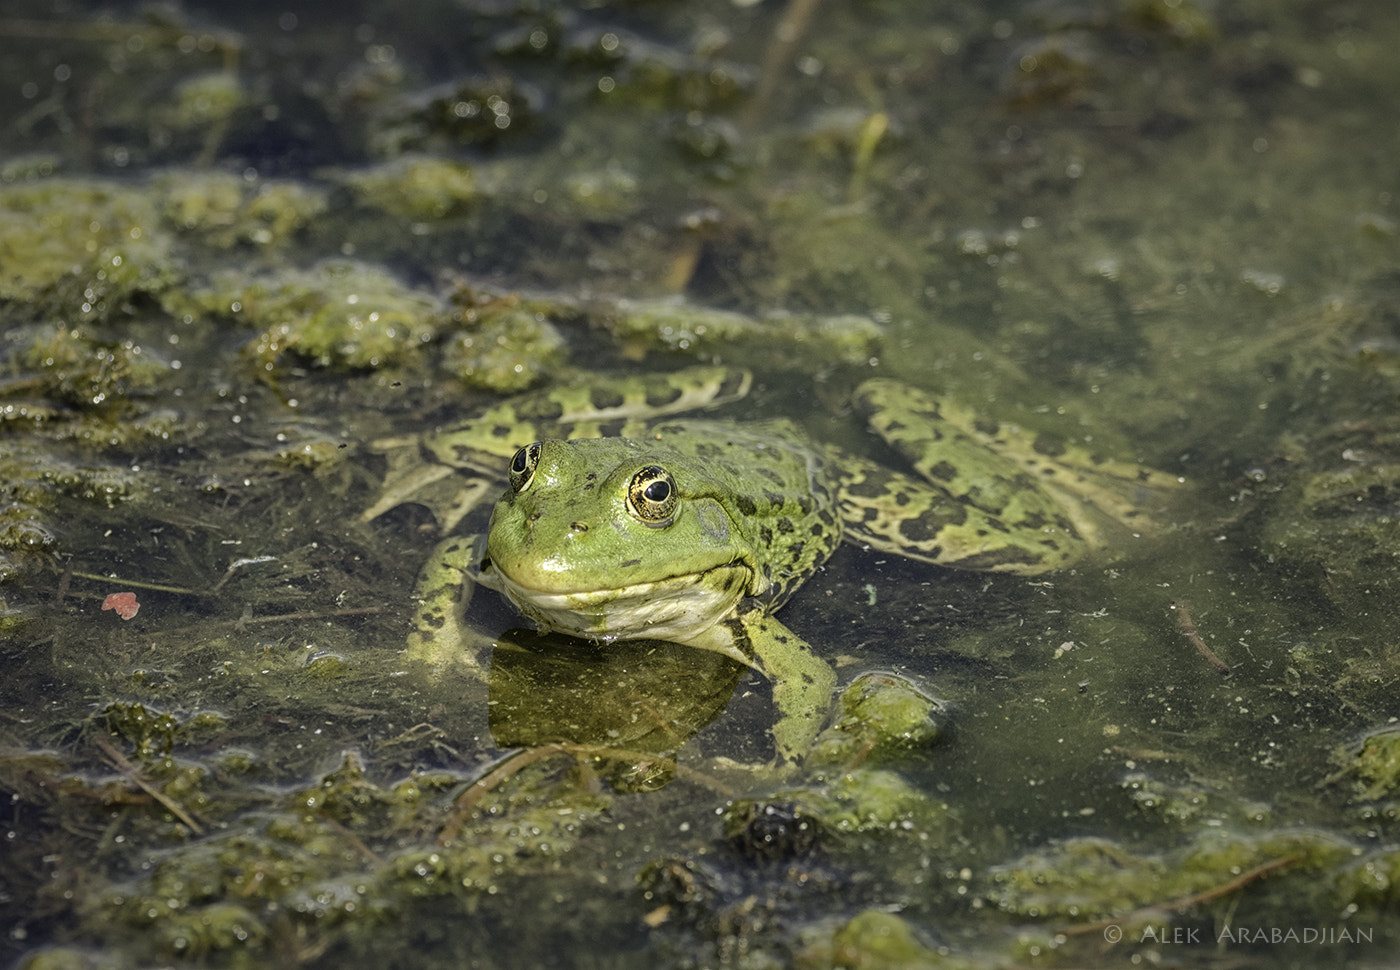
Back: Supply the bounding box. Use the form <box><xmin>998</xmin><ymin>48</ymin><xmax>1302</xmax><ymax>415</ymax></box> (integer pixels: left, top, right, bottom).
<box><xmin>512</xmin><ymin>449</ymin><xmax>529</xmax><ymax>472</ymax></box>
<box><xmin>644</xmin><ymin>480</ymin><xmax>670</xmax><ymax>503</ymax></box>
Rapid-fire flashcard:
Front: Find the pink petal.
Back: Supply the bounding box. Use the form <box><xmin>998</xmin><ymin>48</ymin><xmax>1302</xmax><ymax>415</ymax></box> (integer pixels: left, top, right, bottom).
<box><xmin>101</xmin><ymin>591</ymin><xmax>140</xmax><ymax>620</ymax></box>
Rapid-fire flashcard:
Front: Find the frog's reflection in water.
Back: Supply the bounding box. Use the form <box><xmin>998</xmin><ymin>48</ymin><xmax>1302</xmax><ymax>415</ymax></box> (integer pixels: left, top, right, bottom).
<box><xmin>487</xmin><ymin>629</ymin><xmax>746</xmax><ymax>792</ymax></box>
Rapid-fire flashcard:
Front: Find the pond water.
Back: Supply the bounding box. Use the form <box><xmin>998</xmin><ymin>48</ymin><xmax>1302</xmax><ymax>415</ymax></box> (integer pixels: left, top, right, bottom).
<box><xmin>2</xmin><ymin>1</ymin><xmax>1399</xmax><ymax>967</ymax></box>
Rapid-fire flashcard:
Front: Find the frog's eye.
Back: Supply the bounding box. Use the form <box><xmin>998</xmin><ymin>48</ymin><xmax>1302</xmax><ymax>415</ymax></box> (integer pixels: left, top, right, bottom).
<box><xmin>509</xmin><ymin>442</ymin><xmax>542</xmax><ymax>493</ymax></box>
<box><xmin>627</xmin><ymin>465</ymin><xmax>678</xmax><ymax>526</ymax></box>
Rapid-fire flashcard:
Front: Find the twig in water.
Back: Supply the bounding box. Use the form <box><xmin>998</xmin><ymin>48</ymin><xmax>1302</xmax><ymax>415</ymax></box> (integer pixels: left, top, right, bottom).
<box><xmin>741</xmin><ymin>0</ymin><xmax>822</xmax><ymax>132</ymax></box>
<box><xmin>55</xmin><ymin>557</ymin><xmax>74</xmax><ymax>603</ymax></box>
<box><xmin>1172</xmin><ymin>600</ymin><xmax>1231</xmax><ymax>675</ymax></box>
<box><xmin>437</xmin><ymin>742</ymin><xmax>734</xmax><ymax>845</ymax></box>
<box><xmin>232</xmin><ymin>606</ymin><xmax>386</xmax><ymax>629</ymax></box>
<box><xmin>68</xmin><ymin>570</ymin><xmax>211</xmax><ymax>597</ymax></box>
<box><xmin>92</xmin><ymin>735</ymin><xmax>204</xmax><ymax>835</ymax></box>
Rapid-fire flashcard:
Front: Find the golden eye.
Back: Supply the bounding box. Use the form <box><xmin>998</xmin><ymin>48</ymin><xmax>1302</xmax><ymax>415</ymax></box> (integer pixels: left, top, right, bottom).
<box><xmin>627</xmin><ymin>465</ymin><xmax>678</xmax><ymax>525</ymax></box>
<box><xmin>509</xmin><ymin>442</ymin><xmax>542</xmax><ymax>493</ymax></box>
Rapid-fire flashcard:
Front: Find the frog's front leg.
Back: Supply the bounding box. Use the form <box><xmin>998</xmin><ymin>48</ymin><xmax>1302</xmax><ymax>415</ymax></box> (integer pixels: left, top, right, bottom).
<box><xmin>403</xmin><ymin>534</ymin><xmax>490</xmax><ymax>674</ymax></box>
<box><xmin>686</xmin><ymin>614</ymin><xmax>836</xmax><ymax>762</ymax></box>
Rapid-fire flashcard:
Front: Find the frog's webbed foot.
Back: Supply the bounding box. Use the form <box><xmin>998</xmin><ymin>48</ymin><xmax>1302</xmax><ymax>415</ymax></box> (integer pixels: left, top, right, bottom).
<box><xmin>403</xmin><ymin>534</ymin><xmax>491</xmax><ymax>677</ymax></box>
<box><xmin>360</xmin><ymin>440</ymin><xmax>498</xmax><ymax>533</ymax></box>
<box><xmin>686</xmin><ymin>614</ymin><xmax>837</xmax><ymax>763</ymax></box>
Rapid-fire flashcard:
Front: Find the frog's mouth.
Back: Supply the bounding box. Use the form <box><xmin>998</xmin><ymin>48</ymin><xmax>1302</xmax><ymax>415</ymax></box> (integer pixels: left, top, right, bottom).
<box><xmin>482</xmin><ymin>560</ymin><xmax>752</xmax><ymax>644</ymax></box>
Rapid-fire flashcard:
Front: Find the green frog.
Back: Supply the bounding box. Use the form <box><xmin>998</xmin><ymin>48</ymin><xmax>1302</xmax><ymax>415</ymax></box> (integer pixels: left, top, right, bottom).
<box><xmin>363</xmin><ymin>366</ymin><xmax>1180</xmax><ymax>759</ymax></box>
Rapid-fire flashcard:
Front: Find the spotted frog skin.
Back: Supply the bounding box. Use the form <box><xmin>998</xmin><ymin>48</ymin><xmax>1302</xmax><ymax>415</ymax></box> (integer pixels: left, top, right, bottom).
<box><xmin>364</xmin><ymin>367</ymin><xmax>1180</xmax><ymax>759</ymax></box>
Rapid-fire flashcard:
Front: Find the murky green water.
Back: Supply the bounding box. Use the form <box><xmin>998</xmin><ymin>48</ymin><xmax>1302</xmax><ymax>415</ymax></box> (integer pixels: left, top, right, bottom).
<box><xmin>3</xmin><ymin>1</ymin><xmax>1399</xmax><ymax>967</ymax></box>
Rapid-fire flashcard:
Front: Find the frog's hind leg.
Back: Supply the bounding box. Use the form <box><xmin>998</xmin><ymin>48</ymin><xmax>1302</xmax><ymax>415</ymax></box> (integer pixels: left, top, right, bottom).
<box><xmin>853</xmin><ymin>379</ymin><xmax>1184</xmax><ymax>547</ymax></box>
<box><xmin>837</xmin><ymin>457</ymin><xmax>1084</xmax><ymax>575</ymax></box>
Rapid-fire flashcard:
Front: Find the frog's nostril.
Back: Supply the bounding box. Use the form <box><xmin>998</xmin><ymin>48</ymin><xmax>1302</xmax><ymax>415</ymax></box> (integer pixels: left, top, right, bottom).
<box><xmin>570</xmin><ymin>521</ymin><xmax>589</xmax><ymax>533</ymax></box>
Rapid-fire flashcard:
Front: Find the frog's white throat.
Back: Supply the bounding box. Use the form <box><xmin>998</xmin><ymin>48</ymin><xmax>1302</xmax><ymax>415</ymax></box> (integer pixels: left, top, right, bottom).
<box><xmin>483</xmin><ymin>562</ymin><xmax>752</xmax><ymax>645</ymax></box>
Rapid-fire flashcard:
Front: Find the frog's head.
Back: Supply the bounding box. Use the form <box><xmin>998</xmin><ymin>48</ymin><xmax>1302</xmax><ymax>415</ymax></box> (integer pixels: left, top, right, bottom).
<box><xmin>480</xmin><ymin>437</ymin><xmax>758</xmax><ymax>643</ymax></box>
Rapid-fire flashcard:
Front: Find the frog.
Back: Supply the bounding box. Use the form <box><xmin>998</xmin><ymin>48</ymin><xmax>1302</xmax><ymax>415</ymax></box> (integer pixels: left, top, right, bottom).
<box><xmin>363</xmin><ymin>366</ymin><xmax>1181</xmax><ymax>760</ymax></box>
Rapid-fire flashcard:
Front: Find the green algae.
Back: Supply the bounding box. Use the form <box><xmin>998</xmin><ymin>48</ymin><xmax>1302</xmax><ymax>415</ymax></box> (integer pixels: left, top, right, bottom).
<box><xmin>795</xmin><ymin>909</ymin><xmax>969</xmax><ymax>970</ymax></box>
<box><xmin>0</xmin><ymin>438</ymin><xmax>143</xmax><ymax>579</ymax></box>
<box><xmin>806</xmin><ymin>673</ymin><xmax>946</xmax><ymax>770</ymax></box>
<box><xmin>366</xmin><ymin>75</ymin><xmax>538</xmax><ymax>158</ymax></box>
<box><xmin>0</xmin><ymin>178</ymin><xmax>179</xmax><ymax>318</ymax></box>
<box><xmin>1331</xmin><ymin>727</ymin><xmax>1400</xmax><ymax>802</ymax></box>
<box><xmin>326</xmin><ymin>156</ymin><xmax>479</xmax><ymax>222</ymax></box>
<box><xmin>168</xmin><ymin>260</ymin><xmax>443</xmax><ymax>371</ymax></box>
<box><xmin>441</xmin><ymin>302</ymin><xmax>566</xmax><ymax>393</ymax></box>
<box><xmin>154</xmin><ymin>171</ymin><xmax>328</xmax><ymax>249</ymax></box>
<box><xmin>985</xmin><ymin>827</ymin><xmax>1357</xmax><ymax>928</ymax></box>
<box><xmin>597</xmin><ymin>297</ymin><xmax>884</xmax><ymax>369</ymax></box>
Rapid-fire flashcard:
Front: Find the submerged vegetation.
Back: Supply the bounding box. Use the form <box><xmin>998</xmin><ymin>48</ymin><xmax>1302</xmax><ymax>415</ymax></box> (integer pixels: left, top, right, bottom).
<box><xmin>1</xmin><ymin>0</ymin><xmax>1399</xmax><ymax>967</ymax></box>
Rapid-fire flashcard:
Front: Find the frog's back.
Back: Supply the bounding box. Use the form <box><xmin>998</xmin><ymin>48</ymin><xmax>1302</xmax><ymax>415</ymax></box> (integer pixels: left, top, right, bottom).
<box><xmin>646</xmin><ymin>419</ymin><xmax>845</xmax><ymax>609</ymax></box>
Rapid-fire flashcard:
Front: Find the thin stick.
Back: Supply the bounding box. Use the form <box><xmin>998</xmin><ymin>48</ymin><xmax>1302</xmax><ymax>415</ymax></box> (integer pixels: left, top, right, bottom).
<box><xmin>92</xmin><ymin>735</ymin><xmax>204</xmax><ymax>835</ymax></box>
<box><xmin>1172</xmin><ymin>600</ymin><xmax>1231</xmax><ymax>676</ymax></box>
<box><xmin>437</xmin><ymin>742</ymin><xmax>735</xmax><ymax>845</ymax></box>
<box><xmin>55</xmin><ymin>557</ymin><xmax>74</xmax><ymax>603</ymax></box>
<box><xmin>68</xmin><ymin>570</ymin><xmax>211</xmax><ymax>597</ymax></box>
<box><xmin>322</xmin><ymin>815</ymin><xmax>382</xmax><ymax>866</ymax></box>
<box><xmin>741</xmin><ymin>0</ymin><xmax>822</xmax><ymax>132</ymax></box>
<box><xmin>233</xmin><ymin>607</ymin><xmax>386</xmax><ymax>627</ymax></box>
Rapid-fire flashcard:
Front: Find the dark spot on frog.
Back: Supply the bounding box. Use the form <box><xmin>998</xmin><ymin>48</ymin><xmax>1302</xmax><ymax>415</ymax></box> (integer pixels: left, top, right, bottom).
<box><xmin>620</xmin><ymin>557</ymin><xmax>641</xmax><ymax>567</ymax></box>
<box><xmin>736</xmin><ymin>494</ymin><xmax>758</xmax><ymax>517</ymax></box>
<box><xmin>775</xmin><ymin>517</ymin><xmax>794</xmax><ymax>534</ymax></box>
<box><xmin>591</xmin><ymin>389</ymin><xmax>625</xmax><ymax>410</ymax></box>
<box><xmin>764</xmin><ymin>490</ymin><xmax>784</xmax><ymax>507</ymax></box>
<box><xmin>520</xmin><ymin>397</ymin><xmax>562</xmax><ymax>419</ymax></box>
<box><xmin>1032</xmin><ymin>433</ymin><xmax>1066</xmax><ymax>457</ymax></box>
<box><xmin>925</xmin><ymin>460</ymin><xmax>957</xmax><ymax>483</ymax></box>
<box><xmin>1018</xmin><ymin>511</ymin><xmax>1048</xmax><ymax>531</ymax></box>
<box><xmin>491</xmin><ymin>424</ymin><xmax>513</xmax><ymax>438</ymax></box>
<box><xmin>646</xmin><ymin>386</ymin><xmax>684</xmax><ymax>408</ymax></box>
<box><xmin>843</xmin><ymin>467</ymin><xmax>897</xmax><ymax>499</ymax></box>
<box><xmin>582</xmin><ymin>471</ymin><xmax>597</xmax><ymax>491</ymax></box>
<box><xmin>899</xmin><ymin>512</ymin><xmax>960</xmax><ymax>543</ymax></box>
